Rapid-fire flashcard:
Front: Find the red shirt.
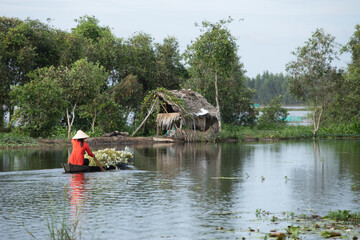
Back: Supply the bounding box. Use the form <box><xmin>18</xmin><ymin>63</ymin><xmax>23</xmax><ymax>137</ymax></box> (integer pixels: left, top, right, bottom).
<box><xmin>68</xmin><ymin>139</ymin><xmax>95</xmax><ymax>165</ymax></box>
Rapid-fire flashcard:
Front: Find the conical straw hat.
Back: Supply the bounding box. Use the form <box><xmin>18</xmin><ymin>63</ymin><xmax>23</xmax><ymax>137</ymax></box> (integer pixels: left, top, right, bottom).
<box><xmin>72</xmin><ymin>130</ymin><xmax>90</xmax><ymax>139</ymax></box>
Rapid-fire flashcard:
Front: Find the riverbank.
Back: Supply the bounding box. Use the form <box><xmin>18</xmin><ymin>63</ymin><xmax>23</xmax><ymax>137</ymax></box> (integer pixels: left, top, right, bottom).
<box><xmin>219</xmin><ymin>124</ymin><xmax>360</xmax><ymax>142</ymax></box>
<box><xmin>0</xmin><ymin>134</ymin><xmax>181</xmax><ymax>149</ymax></box>
<box><xmin>1</xmin><ymin>124</ymin><xmax>359</xmax><ymax>149</ymax></box>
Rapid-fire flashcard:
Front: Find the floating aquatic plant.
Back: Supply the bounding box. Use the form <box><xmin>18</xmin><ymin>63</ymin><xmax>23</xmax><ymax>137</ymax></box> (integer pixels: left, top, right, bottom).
<box><xmin>85</xmin><ymin>147</ymin><xmax>134</xmax><ymax>168</ymax></box>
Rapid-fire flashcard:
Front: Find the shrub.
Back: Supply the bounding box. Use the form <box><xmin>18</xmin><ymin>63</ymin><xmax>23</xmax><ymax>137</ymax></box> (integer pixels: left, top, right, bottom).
<box><xmin>257</xmin><ymin>96</ymin><xmax>288</xmax><ymax>130</ymax></box>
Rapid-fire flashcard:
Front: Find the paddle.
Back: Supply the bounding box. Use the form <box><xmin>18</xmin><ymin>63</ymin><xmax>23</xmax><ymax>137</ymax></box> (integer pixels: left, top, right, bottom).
<box><xmin>93</xmin><ymin>156</ymin><xmax>105</xmax><ymax>172</ymax></box>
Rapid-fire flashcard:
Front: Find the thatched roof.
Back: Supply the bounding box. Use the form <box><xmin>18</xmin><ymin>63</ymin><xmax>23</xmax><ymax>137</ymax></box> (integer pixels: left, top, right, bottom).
<box><xmin>155</xmin><ymin>89</ymin><xmax>219</xmax><ymax>133</ymax></box>
<box><xmin>156</xmin><ymin>89</ymin><xmax>218</xmax><ymax>118</ymax></box>
<box><xmin>157</xmin><ymin>112</ymin><xmax>181</xmax><ymax>130</ymax></box>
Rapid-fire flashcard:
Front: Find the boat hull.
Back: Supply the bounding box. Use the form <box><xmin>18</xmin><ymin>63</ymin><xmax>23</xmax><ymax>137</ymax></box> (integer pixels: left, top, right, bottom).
<box><xmin>61</xmin><ymin>163</ymin><xmax>128</xmax><ymax>173</ymax></box>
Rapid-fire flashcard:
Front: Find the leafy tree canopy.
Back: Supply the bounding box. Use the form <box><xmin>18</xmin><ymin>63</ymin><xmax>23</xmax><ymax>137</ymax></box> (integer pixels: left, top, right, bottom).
<box><xmin>286</xmin><ymin>28</ymin><xmax>343</xmax><ymax>135</ymax></box>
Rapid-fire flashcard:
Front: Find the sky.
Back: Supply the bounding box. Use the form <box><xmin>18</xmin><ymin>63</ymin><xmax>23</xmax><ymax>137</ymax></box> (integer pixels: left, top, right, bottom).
<box><xmin>1</xmin><ymin>0</ymin><xmax>359</xmax><ymax>78</ymax></box>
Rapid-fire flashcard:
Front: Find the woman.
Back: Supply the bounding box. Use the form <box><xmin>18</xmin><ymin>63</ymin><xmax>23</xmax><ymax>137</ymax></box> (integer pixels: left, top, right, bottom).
<box><xmin>68</xmin><ymin>130</ymin><xmax>95</xmax><ymax>166</ymax></box>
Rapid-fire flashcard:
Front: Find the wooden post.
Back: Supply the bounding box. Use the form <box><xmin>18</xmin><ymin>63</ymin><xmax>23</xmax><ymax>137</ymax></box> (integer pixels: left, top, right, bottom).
<box><xmin>131</xmin><ymin>99</ymin><xmax>158</xmax><ymax>137</ymax></box>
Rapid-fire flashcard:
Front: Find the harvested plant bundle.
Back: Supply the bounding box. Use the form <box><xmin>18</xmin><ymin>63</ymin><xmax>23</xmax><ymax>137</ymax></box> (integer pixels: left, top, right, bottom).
<box><xmin>85</xmin><ymin>147</ymin><xmax>133</xmax><ymax>168</ymax></box>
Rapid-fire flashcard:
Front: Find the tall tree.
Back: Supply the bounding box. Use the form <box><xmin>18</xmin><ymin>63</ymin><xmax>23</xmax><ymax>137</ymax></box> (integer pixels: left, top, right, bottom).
<box><xmin>320</xmin><ymin>25</ymin><xmax>360</xmax><ymax>135</ymax></box>
<box><xmin>220</xmin><ymin>66</ymin><xmax>257</xmax><ymax>126</ymax></box>
<box><xmin>0</xmin><ymin>17</ymin><xmax>64</xmax><ymax>129</ymax></box>
<box><xmin>109</xmin><ymin>75</ymin><xmax>143</xmax><ymax>121</ymax></box>
<box><xmin>286</xmin><ymin>28</ymin><xmax>343</xmax><ymax>135</ymax></box>
<box><xmin>154</xmin><ymin>36</ymin><xmax>188</xmax><ymax>90</ymax></box>
<box><xmin>57</xmin><ymin>31</ymin><xmax>90</xmax><ymax>67</ymax></box>
<box><xmin>0</xmin><ymin>17</ymin><xmax>22</xmax><ymax>129</ymax></box>
<box><xmin>57</xmin><ymin>58</ymin><xmax>108</xmax><ymax>138</ymax></box>
<box><xmin>342</xmin><ymin>25</ymin><xmax>360</xmax><ymax>122</ymax></box>
<box><xmin>10</xmin><ymin>67</ymin><xmax>64</xmax><ymax>137</ymax></box>
<box><xmin>122</xmin><ymin>32</ymin><xmax>156</xmax><ymax>92</ymax></box>
<box><xmin>72</xmin><ymin>15</ymin><xmax>119</xmax><ymax>84</ymax></box>
<box><xmin>185</xmin><ymin>17</ymin><xmax>239</xmax><ymax>131</ymax></box>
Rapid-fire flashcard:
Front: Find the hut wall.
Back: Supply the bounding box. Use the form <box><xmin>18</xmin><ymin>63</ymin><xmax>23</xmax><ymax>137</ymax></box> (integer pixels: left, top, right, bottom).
<box><xmin>174</xmin><ymin>122</ymin><xmax>219</xmax><ymax>142</ymax></box>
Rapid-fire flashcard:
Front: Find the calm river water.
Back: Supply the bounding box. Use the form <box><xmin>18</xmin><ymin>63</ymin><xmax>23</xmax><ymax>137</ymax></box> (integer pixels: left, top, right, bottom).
<box><xmin>0</xmin><ymin>140</ymin><xmax>359</xmax><ymax>239</ymax></box>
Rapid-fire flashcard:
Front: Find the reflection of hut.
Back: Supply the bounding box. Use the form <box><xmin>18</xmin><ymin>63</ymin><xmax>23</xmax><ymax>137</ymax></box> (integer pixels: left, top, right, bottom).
<box><xmin>133</xmin><ymin>89</ymin><xmax>220</xmax><ymax>142</ymax></box>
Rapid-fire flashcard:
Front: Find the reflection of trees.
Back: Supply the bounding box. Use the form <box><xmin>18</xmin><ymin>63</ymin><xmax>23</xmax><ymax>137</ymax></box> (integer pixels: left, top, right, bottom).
<box><xmin>0</xmin><ymin>148</ymin><xmax>68</xmax><ymax>171</ymax></box>
<box><xmin>155</xmin><ymin>143</ymin><xmax>222</xmax><ymax>176</ymax></box>
<box><xmin>333</xmin><ymin>140</ymin><xmax>360</xmax><ymax>186</ymax></box>
<box><xmin>313</xmin><ymin>140</ymin><xmax>325</xmax><ymax>193</ymax></box>
<box><xmin>134</xmin><ymin>143</ymin><xmax>254</xmax><ymax>204</ymax></box>
<box><xmin>289</xmin><ymin>140</ymin><xmax>360</xmax><ymax>211</ymax></box>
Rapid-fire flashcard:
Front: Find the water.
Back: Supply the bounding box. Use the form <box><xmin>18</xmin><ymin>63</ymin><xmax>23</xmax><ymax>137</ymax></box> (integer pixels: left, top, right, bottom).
<box><xmin>1</xmin><ymin>140</ymin><xmax>360</xmax><ymax>239</ymax></box>
<box><xmin>284</xmin><ymin>106</ymin><xmax>311</xmax><ymax>125</ymax></box>
<box><xmin>257</xmin><ymin>105</ymin><xmax>312</xmax><ymax>125</ymax></box>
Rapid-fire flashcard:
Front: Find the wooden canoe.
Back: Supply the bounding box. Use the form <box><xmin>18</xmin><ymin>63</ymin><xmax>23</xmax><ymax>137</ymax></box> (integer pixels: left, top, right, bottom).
<box><xmin>61</xmin><ymin>163</ymin><xmax>129</xmax><ymax>173</ymax></box>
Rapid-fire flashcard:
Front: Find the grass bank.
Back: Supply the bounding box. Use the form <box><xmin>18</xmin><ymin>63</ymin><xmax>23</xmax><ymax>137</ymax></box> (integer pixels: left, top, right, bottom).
<box><xmin>0</xmin><ymin>132</ymin><xmax>39</xmax><ymax>148</ymax></box>
<box><xmin>219</xmin><ymin>123</ymin><xmax>360</xmax><ymax>142</ymax></box>
<box><xmin>1</xmin><ymin>123</ymin><xmax>359</xmax><ymax>148</ymax></box>
<box><xmin>0</xmin><ymin>132</ymin><xmax>67</xmax><ymax>149</ymax></box>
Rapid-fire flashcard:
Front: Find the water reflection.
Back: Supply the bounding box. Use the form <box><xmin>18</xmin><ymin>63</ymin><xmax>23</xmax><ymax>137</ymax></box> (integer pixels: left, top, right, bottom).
<box><xmin>69</xmin><ymin>173</ymin><xmax>85</xmax><ymax>210</ymax></box>
<box><xmin>0</xmin><ymin>140</ymin><xmax>360</xmax><ymax>239</ymax></box>
<box><xmin>0</xmin><ymin>148</ymin><xmax>68</xmax><ymax>171</ymax></box>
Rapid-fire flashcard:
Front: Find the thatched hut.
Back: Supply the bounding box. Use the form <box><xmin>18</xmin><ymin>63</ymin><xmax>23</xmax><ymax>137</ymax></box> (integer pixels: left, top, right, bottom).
<box><xmin>132</xmin><ymin>89</ymin><xmax>220</xmax><ymax>142</ymax></box>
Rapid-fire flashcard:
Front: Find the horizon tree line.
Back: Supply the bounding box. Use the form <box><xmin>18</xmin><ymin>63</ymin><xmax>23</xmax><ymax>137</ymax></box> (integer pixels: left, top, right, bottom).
<box><xmin>0</xmin><ymin>15</ymin><xmax>359</xmax><ymax>137</ymax></box>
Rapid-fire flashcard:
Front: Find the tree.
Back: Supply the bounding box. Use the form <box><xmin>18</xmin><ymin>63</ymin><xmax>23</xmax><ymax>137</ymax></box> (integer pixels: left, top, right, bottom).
<box><xmin>10</xmin><ymin>67</ymin><xmax>64</xmax><ymax>137</ymax></box>
<box><xmin>78</xmin><ymin>91</ymin><xmax>109</xmax><ymax>133</ymax></box>
<box><xmin>325</xmin><ymin>25</ymin><xmax>360</xmax><ymax>127</ymax></box>
<box><xmin>57</xmin><ymin>31</ymin><xmax>90</xmax><ymax>67</ymax></box>
<box><xmin>57</xmin><ymin>58</ymin><xmax>108</xmax><ymax>138</ymax></box>
<box><xmin>154</xmin><ymin>36</ymin><xmax>188</xmax><ymax>90</ymax></box>
<box><xmin>185</xmin><ymin>17</ymin><xmax>239</xmax><ymax>131</ymax></box>
<box><xmin>220</xmin><ymin>66</ymin><xmax>257</xmax><ymax>126</ymax></box>
<box><xmin>71</xmin><ymin>15</ymin><xmax>120</xmax><ymax>85</ymax></box>
<box><xmin>257</xmin><ymin>96</ymin><xmax>288</xmax><ymax>129</ymax></box>
<box><xmin>286</xmin><ymin>28</ymin><xmax>342</xmax><ymax>136</ymax></box>
<box><xmin>121</xmin><ymin>32</ymin><xmax>157</xmax><ymax>92</ymax></box>
<box><xmin>0</xmin><ymin>17</ymin><xmax>22</xmax><ymax>130</ymax></box>
<box><xmin>0</xmin><ymin>17</ymin><xmax>64</xmax><ymax>129</ymax></box>
<box><xmin>342</xmin><ymin>25</ymin><xmax>360</xmax><ymax>122</ymax></box>
<box><xmin>72</xmin><ymin>15</ymin><xmax>106</xmax><ymax>42</ymax></box>
<box><xmin>109</xmin><ymin>75</ymin><xmax>143</xmax><ymax>124</ymax></box>
<box><xmin>244</xmin><ymin>71</ymin><xmax>301</xmax><ymax>105</ymax></box>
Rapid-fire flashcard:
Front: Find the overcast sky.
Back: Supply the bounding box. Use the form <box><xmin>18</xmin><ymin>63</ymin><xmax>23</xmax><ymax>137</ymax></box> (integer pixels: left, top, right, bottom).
<box><xmin>1</xmin><ymin>0</ymin><xmax>359</xmax><ymax>78</ymax></box>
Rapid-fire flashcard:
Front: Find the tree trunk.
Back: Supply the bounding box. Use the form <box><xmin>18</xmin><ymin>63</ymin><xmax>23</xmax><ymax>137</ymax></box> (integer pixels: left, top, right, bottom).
<box><xmin>214</xmin><ymin>72</ymin><xmax>222</xmax><ymax>132</ymax></box>
<box><xmin>131</xmin><ymin>99</ymin><xmax>158</xmax><ymax>137</ymax></box>
<box><xmin>91</xmin><ymin>109</ymin><xmax>97</xmax><ymax>133</ymax></box>
<box><xmin>313</xmin><ymin>106</ymin><xmax>324</xmax><ymax>136</ymax></box>
<box><xmin>66</xmin><ymin>103</ymin><xmax>77</xmax><ymax>139</ymax></box>
<box><xmin>0</xmin><ymin>105</ymin><xmax>4</xmax><ymax>131</ymax></box>
<box><xmin>313</xmin><ymin>107</ymin><xmax>317</xmax><ymax>136</ymax></box>
<box><xmin>8</xmin><ymin>105</ymin><xmax>14</xmax><ymax>128</ymax></box>
<box><xmin>66</xmin><ymin>109</ymin><xmax>71</xmax><ymax>139</ymax></box>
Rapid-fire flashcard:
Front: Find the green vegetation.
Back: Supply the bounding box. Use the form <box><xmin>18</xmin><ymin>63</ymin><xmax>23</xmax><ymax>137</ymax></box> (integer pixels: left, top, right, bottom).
<box><xmin>219</xmin><ymin>123</ymin><xmax>360</xmax><ymax>141</ymax></box>
<box><xmin>254</xmin><ymin>209</ymin><xmax>360</xmax><ymax>239</ymax></box>
<box><xmin>0</xmin><ymin>15</ymin><xmax>189</xmax><ymax>138</ymax></box>
<box><xmin>323</xmin><ymin>25</ymin><xmax>360</xmax><ymax>128</ymax></box>
<box><xmin>257</xmin><ymin>96</ymin><xmax>288</xmax><ymax>130</ymax></box>
<box><xmin>0</xmin><ymin>132</ymin><xmax>38</xmax><ymax>147</ymax></box>
<box><xmin>0</xmin><ymin>15</ymin><xmax>359</xmax><ymax>141</ymax></box>
<box><xmin>213</xmin><ymin>209</ymin><xmax>360</xmax><ymax>239</ymax></box>
<box><xmin>184</xmin><ymin>17</ymin><xmax>243</xmax><ymax>131</ymax></box>
<box><xmin>245</xmin><ymin>71</ymin><xmax>300</xmax><ymax>105</ymax></box>
<box><xmin>286</xmin><ymin>28</ymin><xmax>343</xmax><ymax>136</ymax></box>
<box><xmin>325</xmin><ymin>210</ymin><xmax>360</xmax><ymax>224</ymax></box>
